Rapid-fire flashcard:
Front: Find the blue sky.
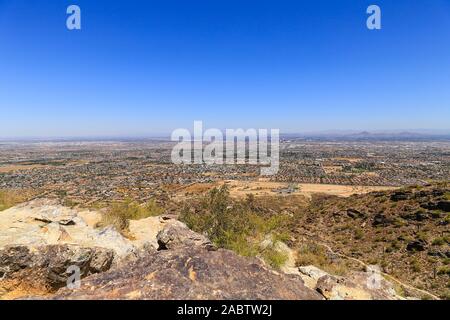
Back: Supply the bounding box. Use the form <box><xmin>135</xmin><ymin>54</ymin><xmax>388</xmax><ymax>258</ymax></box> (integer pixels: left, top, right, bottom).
<box><xmin>0</xmin><ymin>0</ymin><xmax>449</xmax><ymax>137</ymax></box>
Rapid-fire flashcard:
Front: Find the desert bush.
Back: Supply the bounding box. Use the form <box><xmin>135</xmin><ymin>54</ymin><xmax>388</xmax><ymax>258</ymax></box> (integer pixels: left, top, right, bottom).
<box><xmin>416</xmin><ymin>232</ymin><xmax>428</xmax><ymax>242</ymax></box>
<box><xmin>296</xmin><ymin>243</ymin><xmax>328</xmax><ymax>267</ymax></box>
<box><xmin>432</xmin><ymin>237</ymin><xmax>447</xmax><ymax>246</ymax></box>
<box><xmin>437</xmin><ymin>266</ymin><xmax>450</xmax><ymax>276</ymax></box>
<box><xmin>410</xmin><ymin>258</ymin><xmax>421</xmax><ymax>273</ymax></box>
<box><xmin>261</xmin><ymin>245</ymin><xmax>288</xmax><ymax>269</ymax></box>
<box><xmin>354</xmin><ymin>228</ymin><xmax>364</xmax><ymax>240</ymax></box>
<box><xmin>296</xmin><ymin>242</ymin><xmax>349</xmax><ymax>276</ymax></box>
<box><xmin>180</xmin><ymin>185</ymin><xmax>290</xmax><ymax>268</ymax></box>
<box><xmin>440</xmin><ymin>289</ymin><xmax>450</xmax><ymax>300</ymax></box>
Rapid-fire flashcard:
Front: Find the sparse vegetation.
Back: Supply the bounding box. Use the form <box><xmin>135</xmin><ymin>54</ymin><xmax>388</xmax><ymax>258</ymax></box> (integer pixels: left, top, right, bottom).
<box><xmin>411</xmin><ymin>259</ymin><xmax>421</xmax><ymax>273</ymax></box>
<box><xmin>294</xmin><ymin>183</ymin><xmax>450</xmax><ymax>297</ymax></box>
<box><xmin>0</xmin><ymin>189</ymin><xmax>27</xmax><ymax>211</ymax></box>
<box><xmin>296</xmin><ymin>242</ymin><xmax>349</xmax><ymax>276</ymax></box>
<box><xmin>180</xmin><ymin>185</ymin><xmax>290</xmax><ymax>269</ymax></box>
<box><xmin>354</xmin><ymin>228</ymin><xmax>364</xmax><ymax>240</ymax></box>
<box><xmin>437</xmin><ymin>266</ymin><xmax>450</xmax><ymax>276</ymax></box>
<box><xmin>432</xmin><ymin>237</ymin><xmax>448</xmax><ymax>246</ymax></box>
<box><xmin>445</xmin><ymin>192</ymin><xmax>450</xmax><ymax>201</ymax></box>
<box><xmin>261</xmin><ymin>245</ymin><xmax>289</xmax><ymax>269</ymax></box>
<box><xmin>98</xmin><ymin>198</ymin><xmax>163</xmax><ymax>233</ymax></box>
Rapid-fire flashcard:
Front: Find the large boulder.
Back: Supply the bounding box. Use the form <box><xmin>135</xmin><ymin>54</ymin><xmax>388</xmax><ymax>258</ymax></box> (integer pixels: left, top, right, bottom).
<box><xmin>0</xmin><ymin>245</ymin><xmax>114</xmax><ymax>299</ymax></box>
<box><xmin>156</xmin><ymin>220</ymin><xmax>216</xmax><ymax>251</ymax></box>
<box><xmin>54</xmin><ymin>245</ymin><xmax>322</xmax><ymax>300</ymax></box>
<box><xmin>0</xmin><ymin>200</ymin><xmax>136</xmax><ymax>258</ymax></box>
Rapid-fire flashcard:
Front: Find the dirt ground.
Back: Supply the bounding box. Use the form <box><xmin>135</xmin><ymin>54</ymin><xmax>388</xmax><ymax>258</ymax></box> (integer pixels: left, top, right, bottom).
<box><xmin>0</xmin><ymin>164</ymin><xmax>48</xmax><ymax>173</ymax></box>
<box><xmin>178</xmin><ymin>180</ymin><xmax>397</xmax><ymax>199</ymax></box>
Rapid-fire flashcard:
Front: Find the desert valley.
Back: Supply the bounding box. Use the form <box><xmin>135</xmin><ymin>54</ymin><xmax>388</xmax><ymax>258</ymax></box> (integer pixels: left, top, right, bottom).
<box><xmin>0</xmin><ymin>138</ymin><xmax>448</xmax><ymax>300</ymax></box>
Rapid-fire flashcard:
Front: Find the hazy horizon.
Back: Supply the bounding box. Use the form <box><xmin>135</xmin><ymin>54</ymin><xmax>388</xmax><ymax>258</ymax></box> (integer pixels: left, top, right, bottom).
<box><xmin>1</xmin><ymin>128</ymin><xmax>450</xmax><ymax>141</ymax></box>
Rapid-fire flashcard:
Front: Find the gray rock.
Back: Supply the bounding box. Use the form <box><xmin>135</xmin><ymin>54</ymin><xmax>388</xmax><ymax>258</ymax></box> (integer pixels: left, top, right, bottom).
<box><xmin>406</xmin><ymin>239</ymin><xmax>427</xmax><ymax>252</ymax></box>
<box><xmin>156</xmin><ymin>220</ymin><xmax>216</xmax><ymax>251</ymax></box>
<box><xmin>0</xmin><ymin>202</ymin><xmax>135</xmax><ymax>258</ymax></box>
<box><xmin>32</xmin><ymin>207</ymin><xmax>77</xmax><ymax>225</ymax></box>
<box><xmin>315</xmin><ymin>271</ymin><xmax>401</xmax><ymax>300</ymax></box>
<box><xmin>299</xmin><ymin>265</ymin><xmax>329</xmax><ymax>280</ymax></box>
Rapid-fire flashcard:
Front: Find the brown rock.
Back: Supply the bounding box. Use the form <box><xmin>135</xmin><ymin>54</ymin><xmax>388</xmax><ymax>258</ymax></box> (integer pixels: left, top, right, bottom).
<box><xmin>372</xmin><ymin>213</ymin><xmax>392</xmax><ymax>226</ymax></box>
<box><xmin>54</xmin><ymin>245</ymin><xmax>322</xmax><ymax>300</ymax></box>
<box><xmin>0</xmin><ymin>245</ymin><xmax>114</xmax><ymax>299</ymax></box>
<box><xmin>315</xmin><ymin>269</ymin><xmax>401</xmax><ymax>300</ymax></box>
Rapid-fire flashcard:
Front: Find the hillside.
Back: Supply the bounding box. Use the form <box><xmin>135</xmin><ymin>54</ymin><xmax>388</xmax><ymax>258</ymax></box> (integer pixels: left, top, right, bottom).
<box><xmin>292</xmin><ymin>183</ymin><xmax>449</xmax><ymax>299</ymax></box>
<box><xmin>0</xmin><ymin>182</ymin><xmax>448</xmax><ymax>300</ymax></box>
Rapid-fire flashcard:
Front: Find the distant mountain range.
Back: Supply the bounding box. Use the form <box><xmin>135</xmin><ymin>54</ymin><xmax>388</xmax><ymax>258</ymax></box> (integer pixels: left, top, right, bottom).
<box><xmin>1</xmin><ymin>130</ymin><xmax>450</xmax><ymax>143</ymax></box>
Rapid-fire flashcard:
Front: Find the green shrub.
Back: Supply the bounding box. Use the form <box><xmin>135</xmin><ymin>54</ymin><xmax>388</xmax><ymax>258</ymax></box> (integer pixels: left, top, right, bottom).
<box><xmin>180</xmin><ymin>185</ymin><xmax>290</xmax><ymax>269</ymax></box>
<box><xmin>296</xmin><ymin>243</ymin><xmax>328</xmax><ymax>267</ymax></box>
<box><xmin>354</xmin><ymin>228</ymin><xmax>364</xmax><ymax>240</ymax></box>
<box><xmin>295</xmin><ymin>242</ymin><xmax>349</xmax><ymax>276</ymax></box>
<box><xmin>432</xmin><ymin>237</ymin><xmax>446</xmax><ymax>246</ymax></box>
<box><xmin>411</xmin><ymin>259</ymin><xmax>421</xmax><ymax>273</ymax></box>
<box><xmin>261</xmin><ymin>246</ymin><xmax>288</xmax><ymax>269</ymax></box>
<box><xmin>439</xmin><ymin>290</ymin><xmax>450</xmax><ymax>300</ymax></box>
<box><xmin>437</xmin><ymin>266</ymin><xmax>450</xmax><ymax>276</ymax></box>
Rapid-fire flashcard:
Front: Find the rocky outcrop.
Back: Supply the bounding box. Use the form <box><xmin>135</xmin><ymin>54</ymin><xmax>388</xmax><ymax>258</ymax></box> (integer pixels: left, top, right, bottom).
<box><xmin>298</xmin><ymin>265</ymin><xmax>403</xmax><ymax>300</ymax></box>
<box><xmin>54</xmin><ymin>245</ymin><xmax>322</xmax><ymax>300</ymax></box>
<box><xmin>52</xmin><ymin>220</ymin><xmax>321</xmax><ymax>300</ymax></box>
<box><xmin>0</xmin><ymin>199</ymin><xmax>423</xmax><ymax>300</ymax></box>
<box><xmin>315</xmin><ymin>272</ymin><xmax>400</xmax><ymax>300</ymax></box>
<box><xmin>0</xmin><ymin>199</ymin><xmax>135</xmax><ymax>258</ymax></box>
<box><xmin>0</xmin><ymin>200</ymin><xmax>183</xmax><ymax>258</ymax></box>
<box><xmin>0</xmin><ymin>200</ymin><xmax>323</xmax><ymax>300</ymax></box>
<box><xmin>0</xmin><ymin>245</ymin><xmax>114</xmax><ymax>299</ymax></box>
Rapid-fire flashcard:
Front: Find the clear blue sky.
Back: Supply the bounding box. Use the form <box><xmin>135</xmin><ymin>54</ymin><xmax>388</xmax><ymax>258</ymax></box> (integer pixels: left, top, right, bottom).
<box><xmin>1</xmin><ymin>0</ymin><xmax>449</xmax><ymax>137</ymax></box>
